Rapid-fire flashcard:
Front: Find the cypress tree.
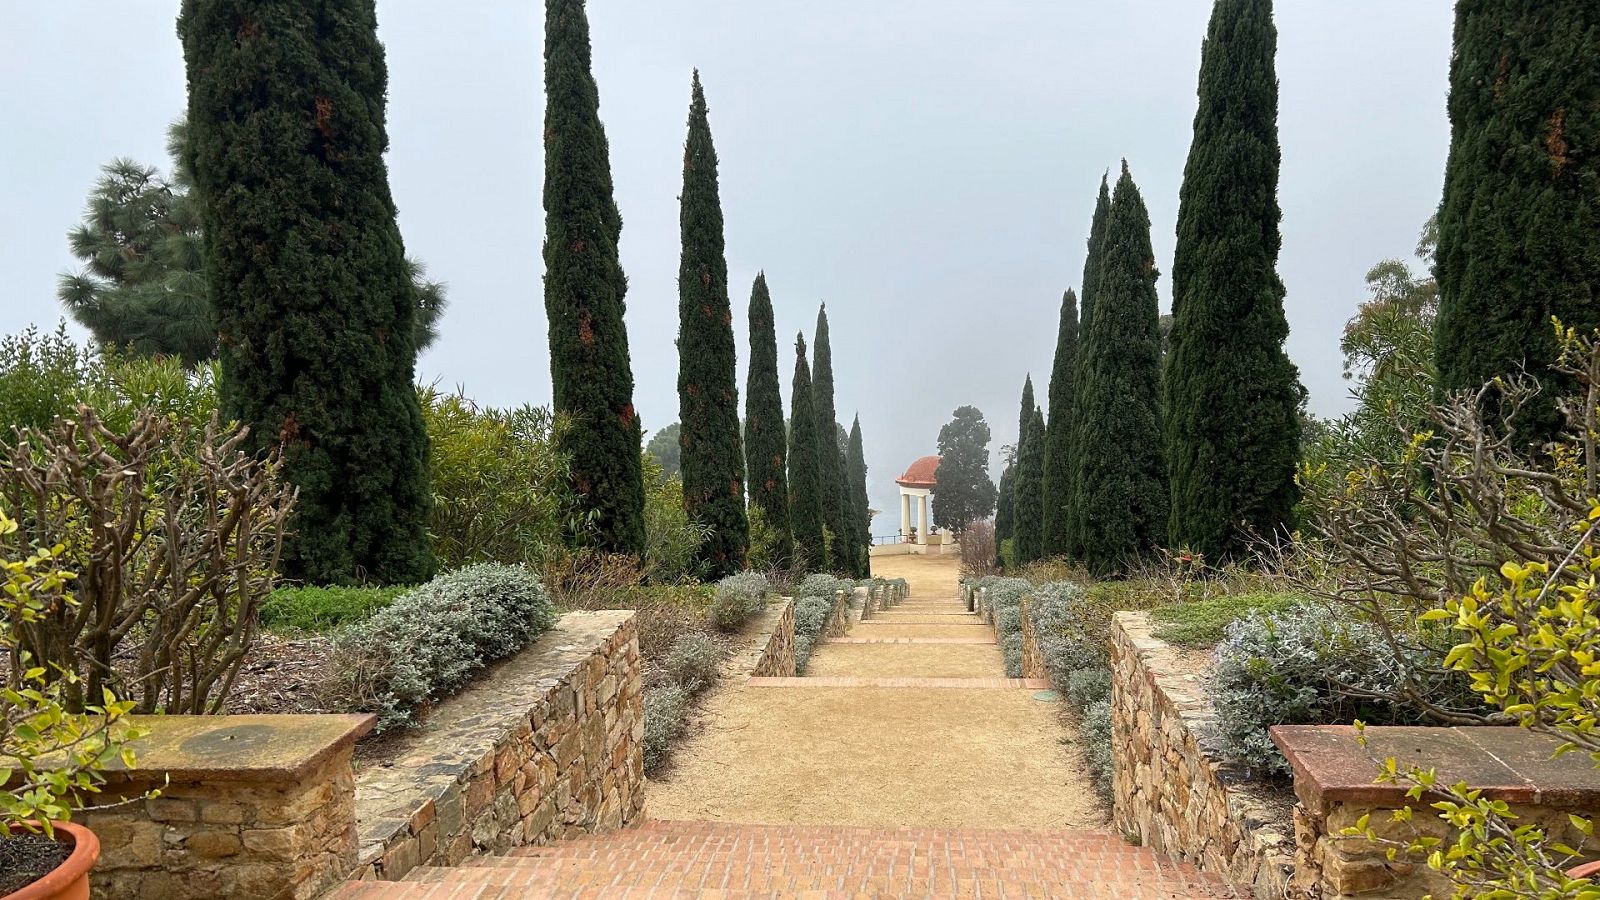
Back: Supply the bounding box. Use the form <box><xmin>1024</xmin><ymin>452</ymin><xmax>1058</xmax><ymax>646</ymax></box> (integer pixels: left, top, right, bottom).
<box><xmin>994</xmin><ymin>374</ymin><xmax>1034</xmax><ymax>553</ymax></box>
<box><xmin>788</xmin><ymin>334</ymin><xmax>825</xmax><ymax>573</ymax></box>
<box><xmin>812</xmin><ymin>304</ymin><xmax>850</xmax><ymax>572</ymax></box>
<box><xmin>1012</xmin><ymin>407</ymin><xmax>1047</xmax><ymax>565</ymax></box>
<box><xmin>676</xmin><ymin>72</ymin><xmax>747</xmax><ymax>577</ymax></box>
<box><xmin>1165</xmin><ymin>0</ymin><xmax>1302</xmax><ymax>561</ymax></box>
<box><xmin>179</xmin><ymin>0</ymin><xmax>434</xmax><ymax>584</ymax></box>
<box><xmin>1435</xmin><ymin>2</ymin><xmax>1600</xmax><ymax>442</ymax></box>
<box><xmin>1041</xmin><ymin>289</ymin><xmax>1079</xmax><ymax>558</ymax></box>
<box><xmin>540</xmin><ymin>0</ymin><xmax>644</xmax><ymax>554</ymax></box>
<box><xmin>1074</xmin><ymin>163</ymin><xmax>1168</xmax><ymax>576</ymax></box>
<box><xmin>1067</xmin><ymin>178</ymin><xmax>1112</xmax><ymax>562</ymax></box>
<box><xmin>744</xmin><ymin>273</ymin><xmax>791</xmax><ymax>565</ymax></box>
<box><xmin>846</xmin><ymin>415</ymin><xmax>872</xmax><ymax>577</ymax></box>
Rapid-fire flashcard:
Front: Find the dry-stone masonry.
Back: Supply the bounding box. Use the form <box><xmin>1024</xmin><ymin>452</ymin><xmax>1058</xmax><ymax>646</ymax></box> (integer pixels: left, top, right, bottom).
<box><xmin>1110</xmin><ymin>611</ymin><xmax>1296</xmax><ymax>898</ymax></box>
<box><xmin>350</xmin><ymin>610</ymin><xmax>644</xmax><ymax>882</ymax></box>
<box><xmin>737</xmin><ymin>598</ymin><xmax>797</xmax><ymax>677</ymax></box>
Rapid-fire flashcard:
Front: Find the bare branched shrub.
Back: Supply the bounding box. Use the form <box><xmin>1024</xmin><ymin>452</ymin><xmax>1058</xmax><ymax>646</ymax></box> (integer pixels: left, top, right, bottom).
<box><xmin>0</xmin><ymin>407</ymin><xmax>295</xmax><ymax>713</ymax></box>
<box><xmin>958</xmin><ymin>518</ymin><xmax>997</xmax><ymax>576</ymax></box>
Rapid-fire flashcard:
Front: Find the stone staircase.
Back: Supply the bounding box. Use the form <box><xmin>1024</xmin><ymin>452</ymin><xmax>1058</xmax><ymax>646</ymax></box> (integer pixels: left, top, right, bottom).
<box><xmin>328</xmin><ymin>818</ymin><xmax>1233</xmax><ymax>898</ymax></box>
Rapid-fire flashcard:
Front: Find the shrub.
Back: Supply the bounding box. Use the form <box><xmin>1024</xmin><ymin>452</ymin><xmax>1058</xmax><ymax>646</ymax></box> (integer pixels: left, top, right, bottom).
<box><xmin>794</xmin><ymin>633</ymin><xmax>817</xmax><ymax>672</ymax></box>
<box><xmin>710</xmin><ymin>572</ymin><xmax>770</xmax><ymax>632</ymax></box>
<box><xmin>796</xmin><ymin>573</ymin><xmax>851</xmax><ymax>599</ymax></box>
<box><xmin>792</xmin><ymin>594</ymin><xmax>835</xmax><ymax>674</ymax></box>
<box><xmin>1208</xmin><ymin>601</ymin><xmax>1481</xmax><ymax>776</ymax></box>
<box><xmin>642</xmin><ymin>684</ymin><xmax>690</xmax><ymax>775</ymax></box>
<box><xmin>970</xmin><ymin>576</ymin><xmax>1031</xmax><ymax>676</ymax></box>
<box><xmin>1066</xmin><ymin>668</ymin><xmax>1112</xmax><ymax>713</ymax></box>
<box><xmin>261</xmin><ymin>584</ymin><xmax>408</xmax><ymax>632</ymax></box>
<box><xmin>959</xmin><ymin>518</ymin><xmax>998</xmax><ymax>576</ymax></box>
<box><xmin>1080</xmin><ymin>699</ymin><xmax>1114</xmax><ymax>801</ymax></box>
<box><xmin>665</xmin><ymin>633</ymin><xmax>723</xmax><ymax>694</ymax></box>
<box><xmin>0</xmin><ymin>323</ymin><xmax>102</xmax><ymax>434</ymax></box>
<box><xmin>1149</xmin><ymin>591</ymin><xmax>1299</xmax><ymax>649</ymax></box>
<box><xmin>1000</xmin><ymin>632</ymin><xmax>1023</xmax><ymax>677</ymax></box>
<box><xmin>642</xmin><ymin>454</ymin><xmax>712</xmax><ymax>584</ymax></box>
<box><xmin>338</xmin><ymin>564</ymin><xmax>555</xmax><ymax>729</ymax></box>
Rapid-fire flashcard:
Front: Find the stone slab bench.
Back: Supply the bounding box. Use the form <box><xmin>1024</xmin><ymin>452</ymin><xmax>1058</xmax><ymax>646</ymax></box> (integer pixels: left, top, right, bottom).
<box><xmin>1272</xmin><ymin>724</ymin><xmax>1600</xmax><ymax>897</ymax></box>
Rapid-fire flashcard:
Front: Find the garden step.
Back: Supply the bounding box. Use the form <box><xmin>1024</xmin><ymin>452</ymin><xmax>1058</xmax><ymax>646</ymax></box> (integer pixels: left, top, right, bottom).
<box><xmin>747</xmin><ymin>676</ymin><xmax>1050</xmax><ymax>689</ymax></box>
<box><xmin>327</xmin><ymin>820</ymin><xmax>1233</xmax><ymax>898</ymax></box>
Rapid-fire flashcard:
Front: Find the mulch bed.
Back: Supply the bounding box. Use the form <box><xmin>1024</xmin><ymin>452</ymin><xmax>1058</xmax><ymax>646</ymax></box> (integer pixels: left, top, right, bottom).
<box><xmin>222</xmin><ymin>631</ymin><xmax>344</xmax><ymax>715</ymax></box>
<box><xmin>0</xmin><ymin>831</ymin><xmax>72</xmax><ymax>894</ymax></box>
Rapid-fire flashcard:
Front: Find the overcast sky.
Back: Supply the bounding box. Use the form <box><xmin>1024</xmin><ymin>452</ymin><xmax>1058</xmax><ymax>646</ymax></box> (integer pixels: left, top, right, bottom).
<box><xmin>1</xmin><ymin>1</ymin><xmax>1453</xmax><ymax>530</ymax></box>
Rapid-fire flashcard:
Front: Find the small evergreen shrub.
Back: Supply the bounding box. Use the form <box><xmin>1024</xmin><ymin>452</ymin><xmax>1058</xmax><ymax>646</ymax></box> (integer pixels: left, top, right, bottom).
<box><xmin>338</xmin><ymin>564</ymin><xmax>555</xmax><ymax>728</ymax></box>
<box><xmin>796</xmin><ymin>573</ymin><xmax>851</xmax><ymax>599</ymax></box>
<box><xmin>970</xmin><ymin>576</ymin><xmax>1031</xmax><ymax>676</ymax></box>
<box><xmin>792</xmin><ymin>594</ymin><xmax>835</xmax><ymax>673</ymax></box>
<box><xmin>1029</xmin><ymin>581</ymin><xmax>1105</xmax><ymax>685</ymax></box>
<box><xmin>261</xmin><ymin>584</ymin><xmax>408</xmax><ymax>632</ymax></box>
<box><xmin>709</xmin><ymin>572</ymin><xmax>770</xmax><ymax>631</ymax></box>
<box><xmin>1149</xmin><ymin>591</ymin><xmax>1298</xmax><ymax>648</ymax></box>
<box><xmin>643</xmin><ymin>684</ymin><xmax>690</xmax><ymax>775</ymax></box>
<box><xmin>1080</xmin><ymin>699</ymin><xmax>1114</xmax><ymax>800</ymax></box>
<box><xmin>665</xmin><ymin>633</ymin><xmax>723</xmax><ymax>694</ymax></box>
<box><xmin>794</xmin><ymin>632</ymin><xmax>817</xmax><ymax>672</ymax></box>
<box><xmin>1067</xmin><ymin>668</ymin><xmax>1112</xmax><ymax>712</ymax></box>
<box><xmin>1001</xmin><ymin>632</ymin><xmax>1023</xmax><ymax>678</ymax></box>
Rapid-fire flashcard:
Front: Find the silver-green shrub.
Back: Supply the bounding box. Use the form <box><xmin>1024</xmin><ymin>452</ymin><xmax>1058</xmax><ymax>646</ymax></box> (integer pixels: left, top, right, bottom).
<box><xmin>643</xmin><ymin>684</ymin><xmax>690</xmax><ymax>774</ymax></box>
<box><xmin>1081</xmin><ymin>699</ymin><xmax>1114</xmax><ymax>800</ymax></box>
<box><xmin>710</xmin><ymin>572</ymin><xmax>770</xmax><ymax>631</ymax></box>
<box><xmin>665</xmin><ymin>633</ymin><xmax>723</xmax><ymax>694</ymax></box>
<box><xmin>338</xmin><ymin>563</ymin><xmax>555</xmax><ymax>729</ymax></box>
<box><xmin>1001</xmin><ymin>632</ymin><xmax>1023</xmax><ymax>678</ymax></box>
<box><xmin>1067</xmin><ymin>668</ymin><xmax>1112</xmax><ymax>713</ymax></box>
<box><xmin>796</xmin><ymin>573</ymin><xmax>851</xmax><ymax>599</ymax></box>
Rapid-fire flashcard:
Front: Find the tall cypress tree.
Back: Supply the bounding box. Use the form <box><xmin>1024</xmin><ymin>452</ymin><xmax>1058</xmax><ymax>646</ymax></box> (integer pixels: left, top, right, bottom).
<box><xmin>1012</xmin><ymin>407</ymin><xmax>1047</xmax><ymax>566</ymax></box>
<box><xmin>1041</xmin><ymin>289</ymin><xmax>1079</xmax><ymax>558</ymax></box>
<box><xmin>540</xmin><ymin>0</ymin><xmax>644</xmax><ymax>554</ymax></box>
<box><xmin>812</xmin><ymin>304</ymin><xmax>850</xmax><ymax>572</ymax></box>
<box><xmin>994</xmin><ymin>374</ymin><xmax>1034</xmax><ymax>553</ymax></box>
<box><xmin>846</xmin><ymin>415</ymin><xmax>871</xmax><ymax>577</ymax></box>
<box><xmin>676</xmin><ymin>72</ymin><xmax>747</xmax><ymax>577</ymax></box>
<box><xmin>1165</xmin><ymin>0</ymin><xmax>1302</xmax><ymax>561</ymax></box>
<box><xmin>788</xmin><ymin>334</ymin><xmax>825</xmax><ymax>573</ymax></box>
<box><xmin>179</xmin><ymin>0</ymin><xmax>434</xmax><ymax>585</ymax></box>
<box><xmin>744</xmin><ymin>273</ymin><xmax>791</xmax><ymax>565</ymax></box>
<box><xmin>1074</xmin><ymin>163</ymin><xmax>1168</xmax><ymax>576</ymax></box>
<box><xmin>1435</xmin><ymin>2</ymin><xmax>1600</xmax><ymax>442</ymax></box>
<box><xmin>1067</xmin><ymin>178</ymin><xmax>1112</xmax><ymax>562</ymax></box>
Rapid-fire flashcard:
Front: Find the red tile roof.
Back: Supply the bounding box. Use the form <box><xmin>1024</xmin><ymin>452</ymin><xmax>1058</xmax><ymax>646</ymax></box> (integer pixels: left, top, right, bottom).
<box><xmin>896</xmin><ymin>455</ymin><xmax>941</xmax><ymax>488</ymax></box>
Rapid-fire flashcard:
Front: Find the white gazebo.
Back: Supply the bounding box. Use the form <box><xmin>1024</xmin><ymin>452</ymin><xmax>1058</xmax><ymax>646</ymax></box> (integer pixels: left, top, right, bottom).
<box><xmin>895</xmin><ymin>455</ymin><xmax>940</xmax><ymax>544</ymax></box>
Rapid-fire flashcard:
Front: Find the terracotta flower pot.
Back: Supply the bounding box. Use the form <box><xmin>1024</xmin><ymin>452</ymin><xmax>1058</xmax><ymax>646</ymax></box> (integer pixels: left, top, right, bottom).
<box><xmin>1570</xmin><ymin>859</ymin><xmax>1600</xmax><ymax>880</ymax></box>
<box><xmin>3</xmin><ymin>821</ymin><xmax>99</xmax><ymax>900</ymax></box>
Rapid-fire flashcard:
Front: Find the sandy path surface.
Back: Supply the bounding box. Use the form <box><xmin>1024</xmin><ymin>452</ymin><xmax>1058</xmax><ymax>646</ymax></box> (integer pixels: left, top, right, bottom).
<box><xmin>648</xmin><ymin>554</ymin><xmax>1105</xmax><ymax>829</ymax></box>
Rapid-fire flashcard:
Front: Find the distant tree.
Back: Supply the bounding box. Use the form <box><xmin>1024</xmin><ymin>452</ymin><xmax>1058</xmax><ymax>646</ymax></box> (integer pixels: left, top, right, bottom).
<box><xmin>787</xmin><ymin>334</ymin><xmax>825</xmax><ymax>572</ymax></box>
<box><xmin>675</xmin><ymin>72</ymin><xmax>747</xmax><ymax>578</ymax></box>
<box><xmin>180</xmin><ymin>0</ymin><xmax>435</xmax><ymax>584</ymax></box>
<box><xmin>59</xmin><ymin>120</ymin><xmax>444</xmax><ymax>368</ymax></box>
<box><xmin>812</xmin><ymin>304</ymin><xmax>850</xmax><ymax>573</ymax></box>
<box><xmin>1011</xmin><ymin>407</ymin><xmax>1047</xmax><ymax>565</ymax></box>
<box><xmin>995</xmin><ymin>374</ymin><xmax>1035</xmax><ymax>552</ymax></box>
<box><xmin>744</xmin><ymin>273</ymin><xmax>791</xmax><ymax>564</ymax></box>
<box><xmin>932</xmin><ymin>406</ymin><xmax>997</xmax><ymax>532</ymax></box>
<box><xmin>846</xmin><ymin>415</ymin><xmax>872</xmax><ymax>577</ymax></box>
<box><xmin>539</xmin><ymin>0</ymin><xmax>645</xmax><ymax>554</ymax></box>
<box><xmin>1072</xmin><ymin>163</ymin><xmax>1168</xmax><ymax>576</ymax></box>
<box><xmin>1067</xmin><ymin>177</ymin><xmax>1112</xmax><ymax>561</ymax></box>
<box><xmin>1041</xmin><ymin>289</ymin><xmax>1078</xmax><ymax>557</ymax></box>
<box><xmin>645</xmin><ymin>422</ymin><xmax>682</xmax><ymax>481</ymax></box>
<box><xmin>1164</xmin><ymin>0</ymin><xmax>1302</xmax><ymax>561</ymax></box>
<box><xmin>1433</xmin><ymin>3</ymin><xmax>1600</xmax><ymax>444</ymax></box>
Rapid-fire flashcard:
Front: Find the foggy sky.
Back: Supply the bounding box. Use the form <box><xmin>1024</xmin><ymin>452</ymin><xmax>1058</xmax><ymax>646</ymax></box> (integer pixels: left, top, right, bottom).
<box><xmin>0</xmin><ymin>1</ymin><xmax>1453</xmax><ymax>532</ymax></box>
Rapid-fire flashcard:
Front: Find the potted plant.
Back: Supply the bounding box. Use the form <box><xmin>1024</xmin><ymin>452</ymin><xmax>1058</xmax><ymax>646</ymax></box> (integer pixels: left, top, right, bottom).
<box><xmin>2</xmin><ymin>510</ymin><xmax>147</xmax><ymax>900</ymax></box>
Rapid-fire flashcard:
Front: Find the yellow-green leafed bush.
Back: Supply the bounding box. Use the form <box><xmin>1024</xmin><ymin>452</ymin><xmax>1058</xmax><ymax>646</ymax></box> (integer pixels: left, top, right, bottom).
<box><xmin>1</xmin><ymin>510</ymin><xmax>148</xmax><ymax>831</ymax></box>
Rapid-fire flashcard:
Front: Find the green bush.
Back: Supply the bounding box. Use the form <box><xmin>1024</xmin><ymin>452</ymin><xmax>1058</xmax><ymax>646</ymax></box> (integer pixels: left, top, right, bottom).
<box><xmin>642</xmin><ymin>683</ymin><xmax>690</xmax><ymax>775</ymax></box>
<box><xmin>0</xmin><ymin>323</ymin><xmax>102</xmax><ymax>433</ymax></box>
<box><xmin>641</xmin><ymin>454</ymin><xmax>711</xmax><ymax>584</ymax></box>
<box><xmin>1149</xmin><ymin>591</ymin><xmax>1298</xmax><ymax>648</ymax></box>
<box><xmin>665</xmin><ymin>633</ymin><xmax>723</xmax><ymax>694</ymax></box>
<box><xmin>1067</xmin><ymin>668</ymin><xmax>1111</xmax><ymax>712</ymax></box>
<box><xmin>792</xmin><ymin>594</ymin><xmax>834</xmax><ymax>672</ymax></box>
<box><xmin>796</xmin><ymin>573</ymin><xmax>851</xmax><ymax>599</ymax></box>
<box><xmin>337</xmin><ymin>564</ymin><xmax>555</xmax><ymax>729</ymax></box>
<box><xmin>260</xmin><ymin>584</ymin><xmax>407</xmax><ymax>632</ymax></box>
<box><xmin>1080</xmin><ymin>699</ymin><xmax>1114</xmax><ymax>801</ymax></box>
<box><xmin>709</xmin><ymin>572</ymin><xmax>770</xmax><ymax>631</ymax></box>
<box><xmin>970</xmin><ymin>576</ymin><xmax>1031</xmax><ymax>676</ymax></box>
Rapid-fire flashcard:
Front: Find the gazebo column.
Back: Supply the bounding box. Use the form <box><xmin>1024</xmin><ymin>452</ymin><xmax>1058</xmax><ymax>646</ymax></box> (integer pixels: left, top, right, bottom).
<box><xmin>900</xmin><ymin>492</ymin><xmax>912</xmax><ymax>538</ymax></box>
<box><xmin>918</xmin><ymin>493</ymin><xmax>929</xmax><ymax>542</ymax></box>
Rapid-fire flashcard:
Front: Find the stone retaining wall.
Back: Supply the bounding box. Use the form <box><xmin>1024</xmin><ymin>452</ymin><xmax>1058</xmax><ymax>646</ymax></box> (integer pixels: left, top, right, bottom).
<box><xmin>80</xmin><ymin>714</ymin><xmax>373</xmax><ymax>900</ymax></box>
<box><xmin>350</xmin><ymin>610</ymin><xmax>644</xmax><ymax>882</ymax></box>
<box><xmin>1110</xmin><ymin>612</ymin><xmax>1295</xmax><ymax>899</ymax></box>
<box><xmin>824</xmin><ymin>589</ymin><xmax>850</xmax><ymax>638</ymax></box>
<box><xmin>1019</xmin><ymin>597</ymin><xmax>1047</xmax><ymax>680</ymax></box>
<box><xmin>740</xmin><ymin>599</ymin><xmax>796</xmax><ymax>677</ymax></box>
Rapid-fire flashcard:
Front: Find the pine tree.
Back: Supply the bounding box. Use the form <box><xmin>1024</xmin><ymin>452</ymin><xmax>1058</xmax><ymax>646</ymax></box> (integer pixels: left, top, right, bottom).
<box><xmin>1165</xmin><ymin>0</ymin><xmax>1302</xmax><ymax>561</ymax></box>
<box><xmin>933</xmin><ymin>406</ymin><xmax>998</xmax><ymax>530</ymax></box>
<box><xmin>1012</xmin><ymin>407</ymin><xmax>1047</xmax><ymax>566</ymax></box>
<box><xmin>1074</xmin><ymin>163</ymin><xmax>1168</xmax><ymax>576</ymax></box>
<box><xmin>994</xmin><ymin>374</ymin><xmax>1034</xmax><ymax>554</ymax></box>
<box><xmin>540</xmin><ymin>0</ymin><xmax>644</xmax><ymax>554</ymax></box>
<box><xmin>1435</xmin><ymin>2</ymin><xmax>1600</xmax><ymax>443</ymax></box>
<box><xmin>676</xmin><ymin>72</ymin><xmax>747</xmax><ymax>578</ymax></box>
<box><xmin>788</xmin><ymin>334</ymin><xmax>825</xmax><ymax>573</ymax></box>
<box><xmin>846</xmin><ymin>415</ymin><xmax>872</xmax><ymax>577</ymax></box>
<box><xmin>744</xmin><ymin>273</ymin><xmax>791</xmax><ymax>565</ymax></box>
<box><xmin>179</xmin><ymin>0</ymin><xmax>434</xmax><ymax>584</ymax></box>
<box><xmin>812</xmin><ymin>304</ymin><xmax>850</xmax><ymax>572</ymax></box>
<box><xmin>1041</xmin><ymin>289</ymin><xmax>1079</xmax><ymax>558</ymax></box>
<box><xmin>1067</xmin><ymin>178</ymin><xmax>1112</xmax><ymax>562</ymax></box>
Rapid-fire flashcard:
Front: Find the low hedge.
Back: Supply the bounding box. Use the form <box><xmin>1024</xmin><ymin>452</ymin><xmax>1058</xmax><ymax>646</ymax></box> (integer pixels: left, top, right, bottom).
<box><xmin>260</xmin><ymin>584</ymin><xmax>408</xmax><ymax>632</ymax></box>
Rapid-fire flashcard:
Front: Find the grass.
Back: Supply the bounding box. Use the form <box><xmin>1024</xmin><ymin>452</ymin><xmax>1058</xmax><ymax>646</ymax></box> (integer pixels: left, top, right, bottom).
<box><xmin>1148</xmin><ymin>591</ymin><xmax>1300</xmax><ymax>648</ymax></box>
<box><xmin>260</xmin><ymin>584</ymin><xmax>411</xmax><ymax>633</ymax></box>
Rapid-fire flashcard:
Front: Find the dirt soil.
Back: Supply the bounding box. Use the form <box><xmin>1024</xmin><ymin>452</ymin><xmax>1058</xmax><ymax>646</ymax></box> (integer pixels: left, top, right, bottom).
<box><xmin>0</xmin><ymin>832</ymin><xmax>71</xmax><ymax>895</ymax></box>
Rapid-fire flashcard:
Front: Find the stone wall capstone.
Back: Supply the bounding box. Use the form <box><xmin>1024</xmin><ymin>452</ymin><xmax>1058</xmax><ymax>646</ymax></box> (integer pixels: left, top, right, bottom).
<box><xmin>1110</xmin><ymin>611</ymin><xmax>1295</xmax><ymax>899</ymax></box>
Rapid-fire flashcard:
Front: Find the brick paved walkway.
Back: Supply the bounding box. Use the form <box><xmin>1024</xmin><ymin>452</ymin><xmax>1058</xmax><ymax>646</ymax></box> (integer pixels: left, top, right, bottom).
<box><xmin>330</xmin><ymin>556</ymin><xmax>1234</xmax><ymax>898</ymax></box>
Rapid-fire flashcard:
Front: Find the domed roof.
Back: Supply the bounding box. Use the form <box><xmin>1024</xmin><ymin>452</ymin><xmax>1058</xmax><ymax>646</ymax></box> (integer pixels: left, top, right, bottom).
<box><xmin>896</xmin><ymin>455</ymin><xmax>941</xmax><ymax>488</ymax></box>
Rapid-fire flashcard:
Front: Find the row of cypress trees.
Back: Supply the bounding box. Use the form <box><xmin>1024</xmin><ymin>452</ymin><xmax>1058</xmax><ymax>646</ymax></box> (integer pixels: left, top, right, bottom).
<box><xmin>1004</xmin><ymin>0</ymin><xmax>1300</xmax><ymax>575</ymax></box>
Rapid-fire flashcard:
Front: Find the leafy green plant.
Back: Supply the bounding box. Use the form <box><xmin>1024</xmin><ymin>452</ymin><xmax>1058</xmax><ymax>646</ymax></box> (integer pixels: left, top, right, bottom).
<box><xmin>1149</xmin><ymin>592</ymin><xmax>1299</xmax><ymax>648</ymax></box>
<box><xmin>260</xmin><ymin>585</ymin><xmax>408</xmax><ymax>633</ymax></box>
<box><xmin>641</xmin><ymin>453</ymin><xmax>711</xmax><ymax>584</ymax></box>
<box><xmin>0</xmin><ymin>324</ymin><xmax>103</xmax><ymax>435</ymax></box>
